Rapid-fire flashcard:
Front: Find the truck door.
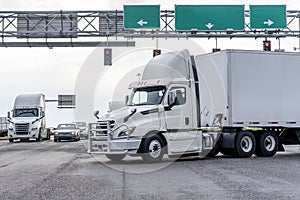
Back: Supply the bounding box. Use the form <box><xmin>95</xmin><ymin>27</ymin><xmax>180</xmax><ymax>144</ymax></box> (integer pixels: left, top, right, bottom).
<box><xmin>164</xmin><ymin>85</ymin><xmax>201</xmax><ymax>154</ymax></box>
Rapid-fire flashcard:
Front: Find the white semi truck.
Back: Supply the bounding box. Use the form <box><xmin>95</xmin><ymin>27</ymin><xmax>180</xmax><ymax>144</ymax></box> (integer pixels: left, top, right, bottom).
<box><xmin>89</xmin><ymin>49</ymin><xmax>300</xmax><ymax>162</ymax></box>
<box><xmin>7</xmin><ymin>94</ymin><xmax>48</xmax><ymax>142</ymax></box>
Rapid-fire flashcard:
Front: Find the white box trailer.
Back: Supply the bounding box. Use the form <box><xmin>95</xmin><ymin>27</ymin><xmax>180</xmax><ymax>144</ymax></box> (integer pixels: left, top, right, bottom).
<box><xmin>196</xmin><ymin>50</ymin><xmax>300</xmax><ymax>127</ymax></box>
<box><xmin>89</xmin><ymin>49</ymin><xmax>300</xmax><ymax>162</ymax></box>
<box><xmin>195</xmin><ymin>50</ymin><xmax>300</xmax><ymax>157</ymax></box>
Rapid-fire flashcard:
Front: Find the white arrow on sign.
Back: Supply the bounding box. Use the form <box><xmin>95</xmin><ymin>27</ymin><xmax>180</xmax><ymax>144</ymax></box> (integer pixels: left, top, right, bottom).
<box><xmin>263</xmin><ymin>19</ymin><xmax>274</xmax><ymax>26</ymax></box>
<box><xmin>137</xmin><ymin>19</ymin><xmax>148</xmax><ymax>26</ymax></box>
<box><xmin>205</xmin><ymin>23</ymin><xmax>214</xmax><ymax>29</ymax></box>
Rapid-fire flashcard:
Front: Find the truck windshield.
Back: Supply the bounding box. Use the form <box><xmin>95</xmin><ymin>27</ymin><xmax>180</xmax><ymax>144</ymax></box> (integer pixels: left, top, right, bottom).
<box><xmin>13</xmin><ymin>108</ymin><xmax>38</xmax><ymax>117</ymax></box>
<box><xmin>128</xmin><ymin>86</ymin><xmax>166</xmax><ymax>106</ymax></box>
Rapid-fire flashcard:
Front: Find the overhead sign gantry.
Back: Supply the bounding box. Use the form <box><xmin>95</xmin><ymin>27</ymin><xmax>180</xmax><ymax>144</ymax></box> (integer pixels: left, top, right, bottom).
<box><xmin>0</xmin><ymin>5</ymin><xmax>299</xmax><ymax>47</ymax></box>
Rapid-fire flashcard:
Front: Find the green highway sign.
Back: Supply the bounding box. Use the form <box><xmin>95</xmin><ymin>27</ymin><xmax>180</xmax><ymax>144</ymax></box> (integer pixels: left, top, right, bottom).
<box><xmin>175</xmin><ymin>5</ymin><xmax>245</xmax><ymax>31</ymax></box>
<box><xmin>123</xmin><ymin>5</ymin><xmax>160</xmax><ymax>29</ymax></box>
<box><xmin>250</xmin><ymin>5</ymin><xmax>286</xmax><ymax>29</ymax></box>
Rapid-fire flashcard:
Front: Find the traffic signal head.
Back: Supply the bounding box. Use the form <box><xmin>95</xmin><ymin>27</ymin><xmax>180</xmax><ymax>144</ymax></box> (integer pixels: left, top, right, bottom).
<box><xmin>153</xmin><ymin>49</ymin><xmax>161</xmax><ymax>57</ymax></box>
<box><xmin>104</xmin><ymin>48</ymin><xmax>112</xmax><ymax>65</ymax></box>
<box><xmin>263</xmin><ymin>40</ymin><xmax>271</xmax><ymax>51</ymax></box>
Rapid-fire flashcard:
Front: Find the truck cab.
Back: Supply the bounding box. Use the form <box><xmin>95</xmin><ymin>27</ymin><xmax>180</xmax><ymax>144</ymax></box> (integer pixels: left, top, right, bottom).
<box><xmin>88</xmin><ymin>50</ymin><xmax>221</xmax><ymax>162</ymax></box>
<box><xmin>7</xmin><ymin>94</ymin><xmax>47</xmax><ymax>142</ymax></box>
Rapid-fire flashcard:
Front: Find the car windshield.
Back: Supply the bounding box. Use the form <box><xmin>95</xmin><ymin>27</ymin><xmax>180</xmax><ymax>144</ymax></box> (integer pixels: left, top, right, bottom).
<box><xmin>128</xmin><ymin>86</ymin><xmax>166</xmax><ymax>106</ymax></box>
<box><xmin>57</xmin><ymin>124</ymin><xmax>76</xmax><ymax>130</ymax></box>
<box><xmin>13</xmin><ymin>108</ymin><xmax>38</xmax><ymax>117</ymax></box>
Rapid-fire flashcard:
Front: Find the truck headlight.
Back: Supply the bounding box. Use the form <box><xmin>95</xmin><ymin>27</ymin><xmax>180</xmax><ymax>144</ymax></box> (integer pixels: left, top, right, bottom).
<box><xmin>32</xmin><ymin>123</ymin><xmax>39</xmax><ymax>130</ymax></box>
<box><xmin>118</xmin><ymin>126</ymin><xmax>136</xmax><ymax>137</ymax></box>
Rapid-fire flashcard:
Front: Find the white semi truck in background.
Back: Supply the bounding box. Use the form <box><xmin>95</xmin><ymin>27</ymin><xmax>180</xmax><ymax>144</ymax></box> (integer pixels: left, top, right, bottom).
<box><xmin>89</xmin><ymin>49</ymin><xmax>300</xmax><ymax>162</ymax></box>
<box><xmin>7</xmin><ymin>94</ymin><xmax>49</xmax><ymax>142</ymax></box>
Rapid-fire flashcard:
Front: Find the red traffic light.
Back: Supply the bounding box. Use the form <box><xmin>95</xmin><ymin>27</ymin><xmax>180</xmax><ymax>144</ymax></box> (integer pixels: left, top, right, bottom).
<box><xmin>105</xmin><ymin>49</ymin><xmax>111</xmax><ymax>55</ymax></box>
<box><xmin>153</xmin><ymin>49</ymin><xmax>161</xmax><ymax>57</ymax></box>
<box><xmin>263</xmin><ymin>40</ymin><xmax>271</xmax><ymax>51</ymax></box>
<box><xmin>104</xmin><ymin>48</ymin><xmax>112</xmax><ymax>65</ymax></box>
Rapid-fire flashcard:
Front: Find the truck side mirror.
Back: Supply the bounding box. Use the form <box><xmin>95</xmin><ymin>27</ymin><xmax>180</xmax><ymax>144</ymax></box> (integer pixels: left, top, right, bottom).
<box><xmin>7</xmin><ymin>111</ymin><xmax>11</xmax><ymax>119</ymax></box>
<box><xmin>165</xmin><ymin>91</ymin><xmax>177</xmax><ymax>110</ymax></box>
<box><xmin>125</xmin><ymin>95</ymin><xmax>129</xmax><ymax>105</ymax></box>
<box><xmin>94</xmin><ymin>110</ymin><xmax>100</xmax><ymax>119</ymax></box>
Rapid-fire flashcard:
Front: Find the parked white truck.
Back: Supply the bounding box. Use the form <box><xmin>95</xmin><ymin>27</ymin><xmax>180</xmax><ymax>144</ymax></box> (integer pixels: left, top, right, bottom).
<box><xmin>89</xmin><ymin>49</ymin><xmax>300</xmax><ymax>162</ymax></box>
<box><xmin>7</xmin><ymin>94</ymin><xmax>48</xmax><ymax>142</ymax></box>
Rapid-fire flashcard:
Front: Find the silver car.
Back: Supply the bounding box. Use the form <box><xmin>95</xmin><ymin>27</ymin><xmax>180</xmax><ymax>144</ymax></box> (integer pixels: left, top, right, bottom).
<box><xmin>54</xmin><ymin>123</ymin><xmax>80</xmax><ymax>142</ymax></box>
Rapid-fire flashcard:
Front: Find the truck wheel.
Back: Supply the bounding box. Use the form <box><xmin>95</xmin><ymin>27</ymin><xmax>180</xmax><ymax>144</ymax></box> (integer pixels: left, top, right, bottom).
<box><xmin>141</xmin><ymin>134</ymin><xmax>165</xmax><ymax>163</ymax></box>
<box><xmin>255</xmin><ymin>131</ymin><xmax>278</xmax><ymax>157</ymax></box>
<box><xmin>36</xmin><ymin>130</ymin><xmax>42</xmax><ymax>142</ymax></box>
<box><xmin>105</xmin><ymin>154</ymin><xmax>126</xmax><ymax>162</ymax></box>
<box><xmin>54</xmin><ymin>139</ymin><xmax>57</xmax><ymax>142</ymax></box>
<box><xmin>9</xmin><ymin>138</ymin><xmax>14</xmax><ymax>143</ymax></box>
<box><xmin>235</xmin><ymin>131</ymin><xmax>256</xmax><ymax>158</ymax></box>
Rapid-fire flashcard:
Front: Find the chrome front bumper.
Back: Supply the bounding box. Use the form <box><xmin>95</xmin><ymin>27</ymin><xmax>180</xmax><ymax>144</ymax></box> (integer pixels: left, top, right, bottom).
<box><xmin>88</xmin><ymin>122</ymin><xmax>141</xmax><ymax>154</ymax></box>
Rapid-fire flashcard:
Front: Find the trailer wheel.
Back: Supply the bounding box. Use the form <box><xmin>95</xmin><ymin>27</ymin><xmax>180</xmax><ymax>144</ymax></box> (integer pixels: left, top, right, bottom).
<box><xmin>235</xmin><ymin>131</ymin><xmax>256</xmax><ymax>158</ymax></box>
<box><xmin>105</xmin><ymin>154</ymin><xmax>126</xmax><ymax>162</ymax></box>
<box><xmin>255</xmin><ymin>131</ymin><xmax>278</xmax><ymax>157</ymax></box>
<box><xmin>141</xmin><ymin>134</ymin><xmax>165</xmax><ymax>163</ymax></box>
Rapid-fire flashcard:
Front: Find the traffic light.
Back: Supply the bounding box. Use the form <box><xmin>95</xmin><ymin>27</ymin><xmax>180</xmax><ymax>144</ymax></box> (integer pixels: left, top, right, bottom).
<box><xmin>104</xmin><ymin>48</ymin><xmax>112</xmax><ymax>65</ymax></box>
<box><xmin>263</xmin><ymin>40</ymin><xmax>271</xmax><ymax>51</ymax></box>
<box><xmin>212</xmin><ymin>48</ymin><xmax>221</xmax><ymax>52</ymax></box>
<box><xmin>153</xmin><ymin>49</ymin><xmax>161</xmax><ymax>57</ymax></box>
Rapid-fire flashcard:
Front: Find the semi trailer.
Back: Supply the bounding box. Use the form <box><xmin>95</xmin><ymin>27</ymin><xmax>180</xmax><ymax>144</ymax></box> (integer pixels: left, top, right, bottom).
<box><xmin>7</xmin><ymin>93</ymin><xmax>48</xmax><ymax>142</ymax></box>
<box><xmin>88</xmin><ymin>49</ymin><xmax>300</xmax><ymax>162</ymax></box>
<box><xmin>0</xmin><ymin>117</ymin><xmax>8</xmax><ymax>137</ymax></box>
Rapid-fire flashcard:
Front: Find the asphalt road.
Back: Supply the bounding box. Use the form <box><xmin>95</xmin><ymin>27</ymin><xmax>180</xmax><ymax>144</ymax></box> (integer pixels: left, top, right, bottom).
<box><xmin>0</xmin><ymin>138</ymin><xmax>299</xmax><ymax>200</ymax></box>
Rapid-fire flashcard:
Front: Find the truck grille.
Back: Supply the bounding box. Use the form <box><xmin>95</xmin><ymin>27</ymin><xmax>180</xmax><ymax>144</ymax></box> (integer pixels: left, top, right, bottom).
<box><xmin>15</xmin><ymin>123</ymin><xmax>29</xmax><ymax>135</ymax></box>
<box><xmin>91</xmin><ymin>120</ymin><xmax>115</xmax><ymax>136</ymax></box>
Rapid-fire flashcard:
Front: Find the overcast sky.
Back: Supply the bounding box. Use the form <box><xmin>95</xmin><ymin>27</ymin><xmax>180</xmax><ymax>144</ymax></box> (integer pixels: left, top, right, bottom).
<box><xmin>0</xmin><ymin>0</ymin><xmax>299</xmax><ymax>127</ymax></box>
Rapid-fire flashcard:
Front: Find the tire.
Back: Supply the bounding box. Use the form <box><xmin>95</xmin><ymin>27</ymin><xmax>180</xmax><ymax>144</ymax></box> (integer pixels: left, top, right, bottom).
<box><xmin>140</xmin><ymin>134</ymin><xmax>165</xmax><ymax>163</ymax></box>
<box><xmin>255</xmin><ymin>131</ymin><xmax>278</xmax><ymax>157</ymax></box>
<box><xmin>54</xmin><ymin>139</ymin><xmax>57</xmax><ymax>142</ymax></box>
<box><xmin>105</xmin><ymin>154</ymin><xmax>126</xmax><ymax>162</ymax></box>
<box><xmin>235</xmin><ymin>131</ymin><xmax>256</xmax><ymax>158</ymax></box>
<box><xmin>36</xmin><ymin>130</ymin><xmax>42</xmax><ymax>142</ymax></box>
<box><xmin>9</xmin><ymin>138</ymin><xmax>14</xmax><ymax>143</ymax></box>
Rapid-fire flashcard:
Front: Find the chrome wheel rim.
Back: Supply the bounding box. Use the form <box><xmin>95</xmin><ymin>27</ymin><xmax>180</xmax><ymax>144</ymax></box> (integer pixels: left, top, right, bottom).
<box><xmin>240</xmin><ymin>136</ymin><xmax>253</xmax><ymax>153</ymax></box>
<box><xmin>149</xmin><ymin>139</ymin><xmax>162</xmax><ymax>159</ymax></box>
<box><xmin>264</xmin><ymin>135</ymin><xmax>276</xmax><ymax>151</ymax></box>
